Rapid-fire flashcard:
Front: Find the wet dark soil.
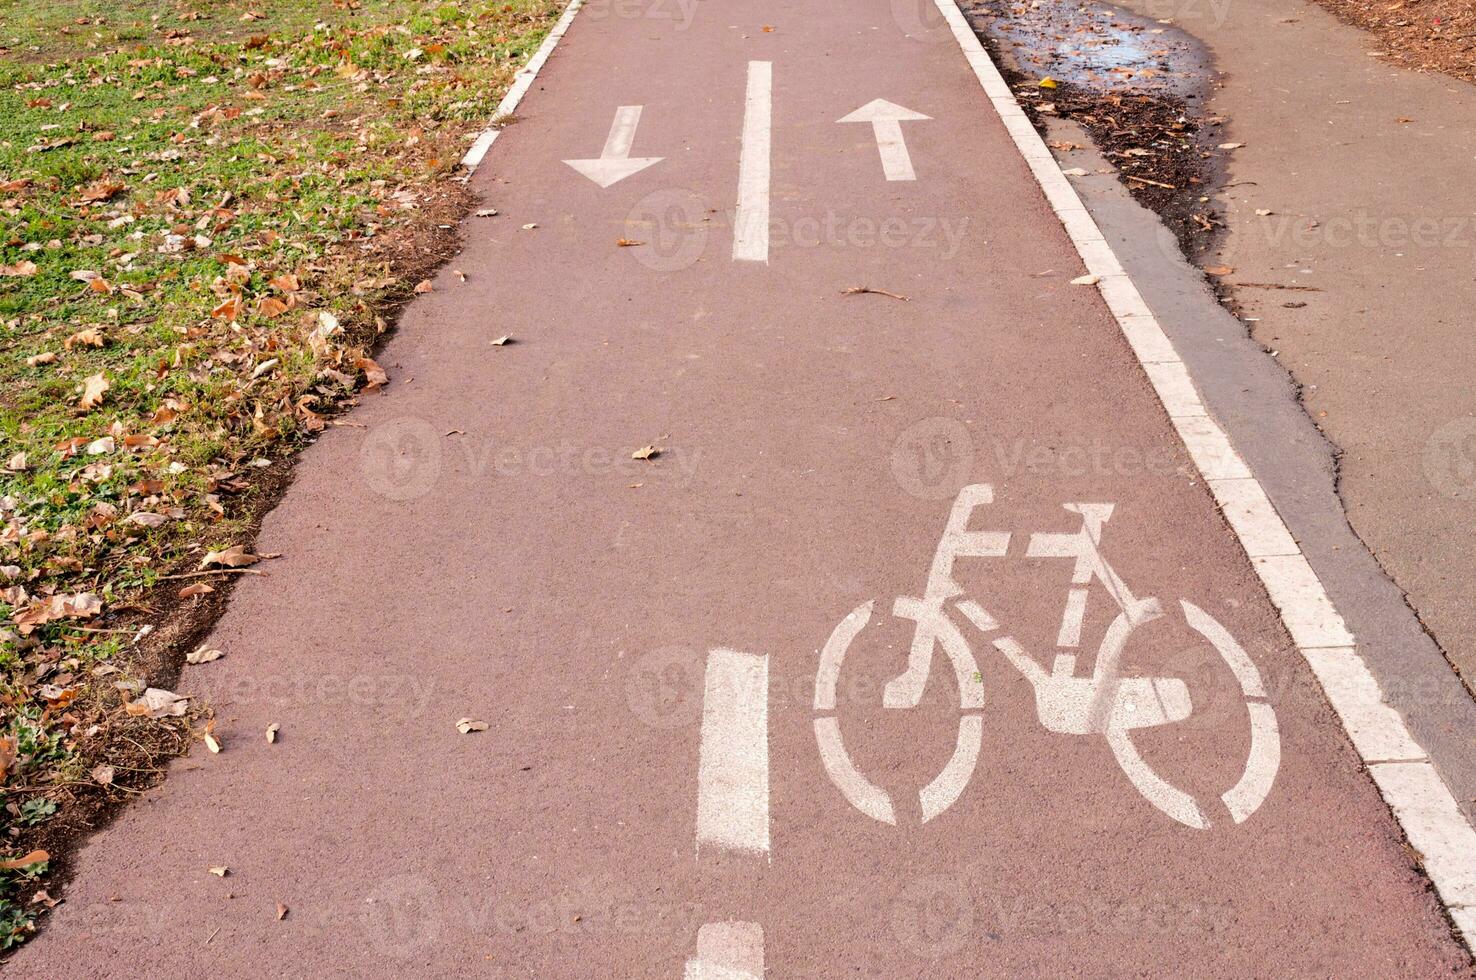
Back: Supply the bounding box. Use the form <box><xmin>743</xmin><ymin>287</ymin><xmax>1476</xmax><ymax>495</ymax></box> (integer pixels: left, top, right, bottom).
<box><xmin>961</xmin><ymin>0</ymin><xmax>1229</xmax><ymax>256</ymax></box>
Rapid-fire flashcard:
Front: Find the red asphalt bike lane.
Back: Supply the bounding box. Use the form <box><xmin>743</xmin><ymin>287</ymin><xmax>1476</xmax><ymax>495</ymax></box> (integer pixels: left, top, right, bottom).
<box><xmin>12</xmin><ymin>0</ymin><xmax>1473</xmax><ymax>976</ymax></box>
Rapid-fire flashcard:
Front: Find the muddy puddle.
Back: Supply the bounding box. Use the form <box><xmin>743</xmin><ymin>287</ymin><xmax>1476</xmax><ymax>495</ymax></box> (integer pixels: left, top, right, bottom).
<box><xmin>960</xmin><ymin>0</ymin><xmax>1226</xmax><ymax>254</ymax></box>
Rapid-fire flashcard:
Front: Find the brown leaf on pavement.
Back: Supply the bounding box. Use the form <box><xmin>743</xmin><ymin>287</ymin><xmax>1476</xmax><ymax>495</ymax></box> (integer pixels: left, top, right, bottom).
<box><xmin>456</xmin><ymin>718</ymin><xmax>489</xmax><ymax>734</ymax></box>
<box><xmin>413</xmin><ymin>279</ymin><xmax>433</xmax><ymax>294</ymax></box>
<box><xmin>1204</xmin><ymin>265</ymin><xmax>1234</xmax><ymax>276</ymax></box>
<box><xmin>631</xmin><ymin>445</ymin><xmax>662</xmax><ymax>460</ymax></box>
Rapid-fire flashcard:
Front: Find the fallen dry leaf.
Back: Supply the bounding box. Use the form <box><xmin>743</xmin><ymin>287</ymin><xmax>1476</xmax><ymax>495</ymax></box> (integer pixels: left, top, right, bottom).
<box><xmin>1039</xmin><ymin>77</ymin><xmax>1058</xmax><ymax>88</ymax></box>
<box><xmin>491</xmin><ymin>335</ymin><xmax>512</xmax><ymax>346</ymax></box>
<box><xmin>357</xmin><ymin>357</ymin><xmax>388</xmax><ymax>390</ymax></box>
<box><xmin>211</xmin><ymin>295</ymin><xmax>242</xmax><ymax>321</ymax></box>
<box><xmin>5</xmin><ymin>452</ymin><xmax>27</xmax><ymax>472</ymax></box>
<box><xmin>12</xmin><ymin>591</ymin><xmax>104</xmax><ymax>633</ymax></box>
<box><xmin>179</xmin><ymin>583</ymin><xmax>215</xmax><ymax>598</ymax></box>
<box><xmin>124</xmin><ymin>687</ymin><xmax>189</xmax><ymax>719</ymax></box>
<box><xmin>413</xmin><ymin>279</ymin><xmax>433</xmax><ymax>294</ymax></box>
<box><xmin>1218</xmin><ymin>142</ymin><xmax>1244</xmax><ymax>150</ymax></box>
<box><xmin>26</xmin><ymin>352</ymin><xmax>58</xmax><ymax>367</ymax></box>
<box><xmin>276</xmin><ymin>903</ymin><xmax>289</xmax><ymax>921</ymax></box>
<box><xmin>617</xmin><ymin>238</ymin><xmax>644</xmax><ymax>247</ymax></box>
<box><xmin>200</xmin><ymin>544</ymin><xmax>259</xmax><ymax>569</ymax></box>
<box><xmin>1070</xmin><ymin>275</ymin><xmax>1101</xmax><ymax>286</ymax></box>
<box><xmin>631</xmin><ymin>445</ymin><xmax>662</xmax><ymax>461</ymax></box>
<box><xmin>90</xmin><ymin>764</ymin><xmax>115</xmax><ymax>786</ymax></box>
<box><xmin>1204</xmin><ymin>265</ymin><xmax>1234</xmax><ymax>277</ymax></box>
<box><xmin>266</xmin><ymin>723</ymin><xmax>280</xmax><ymax>744</ymax></box>
<box><xmin>79</xmin><ymin>371</ymin><xmax>109</xmax><ymax>410</ymax></box>
<box><xmin>0</xmin><ymin>850</ymin><xmax>48</xmax><ymax>871</ymax></box>
<box><xmin>0</xmin><ymin>261</ymin><xmax>38</xmax><ymax>277</ymax></box>
<box><xmin>64</xmin><ymin>327</ymin><xmax>105</xmax><ymax>350</ymax></box>
<box><xmin>186</xmin><ymin>645</ymin><xmax>225</xmax><ymax>664</ymax></box>
<box><xmin>209</xmin><ymin>866</ymin><xmax>229</xmax><ymax>877</ymax></box>
<box><xmin>456</xmin><ymin>717</ymin><xmax>489</xmax><ymax>734</ymax></box>
<box><xmin>204</xmin><ymin>732</ymin><xmax>222</xmax><ymax>753</ymax></box>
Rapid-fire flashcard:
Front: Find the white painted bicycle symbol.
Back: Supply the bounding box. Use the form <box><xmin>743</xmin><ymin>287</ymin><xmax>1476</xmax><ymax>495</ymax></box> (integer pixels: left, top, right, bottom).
<box><xmin>813</xmin><ymin>484</ymin><xmax>1280</xmax><ymax>830</ymax></box>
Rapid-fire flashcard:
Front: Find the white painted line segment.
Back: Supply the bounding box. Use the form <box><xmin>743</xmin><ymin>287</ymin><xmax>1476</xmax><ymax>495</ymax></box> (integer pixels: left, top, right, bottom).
<box><xmin>562</xmin><ymin>105</ymin><xmax>664</xmax><ymax>187</ymax></box>
<box><xmin>1249</xmin><ymin>555</ymin><xmax>1355</xmax><ymax>649</ymax></box>
<box><xmin>696</xmin><ymin>649</ymin><xmax>770</xmax><ymax>856</ymax></box>
<box><xmin>462</xmin><ymin>0</ymin><xmax>585</xmax><ymax>173</ymax></box>
<box><xmin>1367</xmin><ymin>762</ymin><xmax>1476</xmax><ymax>909</ymax></box>
<box><xmin>1303</xmin><ymin>647</ymin><xmax>1428</xmax><ymax>763</ymax></box>
<box><xmin>684</xmin><ymin>921</ymin><xmax>765</xmax><ymax>980</ymax></box>
<box><xmin>838</xmin><ymin>99</ymin><xmax>931</xmax><ymax>181</ymax></box>
<box><xmin>1144</xmin><ymin>361</ymin><xmax>1209</xmax><ymax>419</ymax></box>
<box><xmin>1206</xmin><ymin>478</ymin><xmax>1301</xmax><ymax>558</ymax></box>
<box><xmin>929</xmin><ymin>0</ymin><xmax>1476</xmax><ymax>952</ymax></box>
<box><xmin>814</xmin><ymin>716</ymin><xmax>897</xmax><ymax>825</ymax></box>
<box><xmin>733</xmin><ymin>61</ymin><xmax>773</xmax><ymax>263</ymax></box>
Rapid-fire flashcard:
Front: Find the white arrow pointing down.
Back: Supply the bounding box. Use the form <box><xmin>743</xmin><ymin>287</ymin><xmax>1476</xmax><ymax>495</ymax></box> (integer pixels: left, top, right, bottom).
<box><xmin>563</xmin><ymin>105</ymin><xmax>663</xmax><ymax>188</ymax></box>
<box><xmin>839</xmin><ymin>99</ymin><xmax>931</xmax><ymax>181</ymax></box>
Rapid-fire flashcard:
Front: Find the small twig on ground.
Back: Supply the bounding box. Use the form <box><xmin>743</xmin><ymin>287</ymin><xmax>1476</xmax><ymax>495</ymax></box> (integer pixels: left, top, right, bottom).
<box><xmin>842</xmin><ymin>286</ymin><xmax>909</xmax><ymax>301</ymax></box>
<box><xmin>157</xmin><ymin>568</ymin><xmax>267</xmax><ymax>582</ymax></box>
<box><xmin>1235</xmin><ymin>282</ymin><xmax>1324</xmax><ymax>292</ymax></box>
<box><xmin>1124</xmin><ymin>174</ymin><xmax>1177</xmax><ymax>190</ymax></box>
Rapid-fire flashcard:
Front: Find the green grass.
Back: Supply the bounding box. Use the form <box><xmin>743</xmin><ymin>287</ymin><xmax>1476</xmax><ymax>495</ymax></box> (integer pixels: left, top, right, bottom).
<box><xmin>0</xmin><ymin>0</ymin><xmax>561</xmax><ymax>948</ymax></box>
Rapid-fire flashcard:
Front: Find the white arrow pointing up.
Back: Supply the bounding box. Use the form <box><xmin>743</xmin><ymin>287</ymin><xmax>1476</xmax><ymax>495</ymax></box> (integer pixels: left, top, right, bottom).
<box><xmin>838</xmin><ymin>99</ymin><xmax>931</xmax><ymax>181</ymax></box>
<box><xmin>563</xmin><ymin>105</ymin><xmax>663</xmax><ymax>188</ymax></box>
